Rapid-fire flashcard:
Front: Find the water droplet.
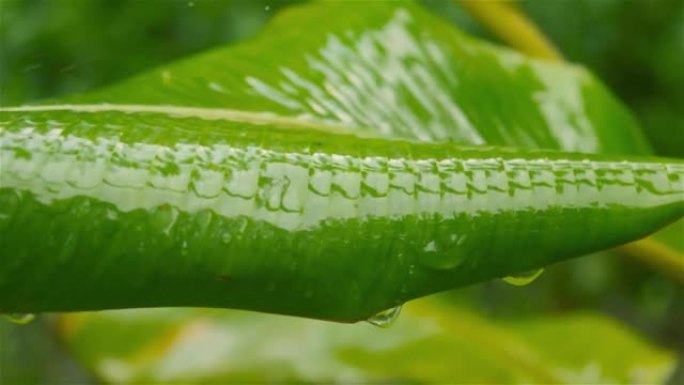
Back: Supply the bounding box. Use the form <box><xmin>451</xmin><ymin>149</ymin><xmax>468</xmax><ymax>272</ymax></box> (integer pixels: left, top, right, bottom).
<box><xmin>264</xmin><ymin>5</ymin><xmax>271</xmax><ymax>11</ymax></box>
<box><xmin>188</xmin><ymin>1</ymin><xmax>195</xmax><ymax>7</ymax></box>
<box><xmin>221</xmin><ymin>232</ymin><xmax>232</xmax><ymax>244</ymax></box>
<box><xmin>105</xmin><ymin>208</ymin><xmax>118</xmax><ymax>220</ymax></box>
<box><xmin>502</xmin><ymin>268</ymin><xmax>545</xmax><ymax>286</ymax></box>
<box><xmin>4</xmin><ymin>313</ymin><xmax>35</xmax><ymax>325</ymax></box>
<box><xmin>366</xmin><ymin>305</ymin><xmax>402</xmax><ymax>328</ymax></box>
<box><xmin>421</xmin><ymin>234</ymin><xmax>468</xmax><ymax>270</ymax></box>
<box><xmin>154</xmin><ymin>205</ymin><xmax>179</xmax><ymax>236</ymax></box>
<box><xmin>423</xmin><ymin>241</ymin><xmax>437</xmax><ymax>252</ymax></box>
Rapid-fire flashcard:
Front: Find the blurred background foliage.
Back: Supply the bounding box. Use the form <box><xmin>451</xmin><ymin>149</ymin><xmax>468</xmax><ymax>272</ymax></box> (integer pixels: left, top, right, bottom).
<box><xmin>0</xmin><ymin>0</ymin><xmax>682</xmax><ymax>383</ymax></box>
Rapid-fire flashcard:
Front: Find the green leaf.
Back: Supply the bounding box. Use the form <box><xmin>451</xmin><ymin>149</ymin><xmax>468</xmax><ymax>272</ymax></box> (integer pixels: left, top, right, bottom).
<box><xmin>1</xmin><ymin>0</ymin><xmax>682</xmax><ymax>322</ymax></box>
<box><xmin>504</xmin><ymin>312</ymin><xmax>676</xmax><ymax>383</ymax></box>
<box><xmin>69</xmin><ymin>1</ymin><xmax>652</xmax><ymax>155</ymax></box>
<box><xmin>56</xmin><ymin>300</ymin><xmax>675</xmax><ymax>384</ymax></box>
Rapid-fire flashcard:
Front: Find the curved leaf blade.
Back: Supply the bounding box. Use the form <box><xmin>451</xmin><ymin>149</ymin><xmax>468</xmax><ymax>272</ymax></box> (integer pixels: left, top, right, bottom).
<box><xmin>66</xmin><ymin>1</ymin><xmax>650</xmax><ymax>154</ymax></box>
<box><xmin>1</xmin><ymin>108</ymin><xmax>682</xmax><ymax>320</ymax></box>
<box><xmin>1</xmin><ymin>1</ymin><xmax>682</xmax><ymax>320</ymax></box>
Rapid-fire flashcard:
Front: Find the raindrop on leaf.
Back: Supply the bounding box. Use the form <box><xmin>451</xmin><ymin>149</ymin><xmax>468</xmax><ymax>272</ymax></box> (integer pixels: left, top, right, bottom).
<box><xmin>420</xmin><ymin>234</ymin><xmax>468</xmax><ymax>270</ymax></box>
<box><xmin>366</xmin><ymin>305</ymin><xmax>402</xmax><ymax>328</ymax></box>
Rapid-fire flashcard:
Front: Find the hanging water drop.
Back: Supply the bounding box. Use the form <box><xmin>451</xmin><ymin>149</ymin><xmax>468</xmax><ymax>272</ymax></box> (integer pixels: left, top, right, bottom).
<box><xmin>502</xmin><ymin>268</ymin><xmax>545</xmax><ymax>286</ymax></box>
<box><xmin>154</xmin><ymin>205</ymin><xmax>179</xmax><ymax>236</ymax></box>
<box><xmin>3</xmin><ymin>313</ymin><xmax>36</xmax><ymax>325</ymax></box>
<box><xmin>366</xmin><ymin>305</ymin><xmax>402</xmax><ymax>328</ymax></box>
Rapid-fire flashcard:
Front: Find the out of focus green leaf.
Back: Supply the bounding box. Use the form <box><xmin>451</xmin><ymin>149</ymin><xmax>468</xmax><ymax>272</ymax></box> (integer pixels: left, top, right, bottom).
<box><xmin>58</xmin><ymin>300</ymin><xmax>675</xmax><ymax>384</ymax></box>
<box><xmin>0</xmin><ymin>319</ymin><xmax>94</xmax><ymax>384</ymax></box>
<box><xmin>0</xmin><ymin>0</ymin><xmax>300</xmax><ymax>106</ymax></box>
<box><xmin>519</xmin><ymin>0</ymin><xmax>684</xmax><ymax>158</ymax></box>
<box><xmin>66</xmin><ymin>1</ymin><xmax>651</xmax><ymax>156</ymax></box>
